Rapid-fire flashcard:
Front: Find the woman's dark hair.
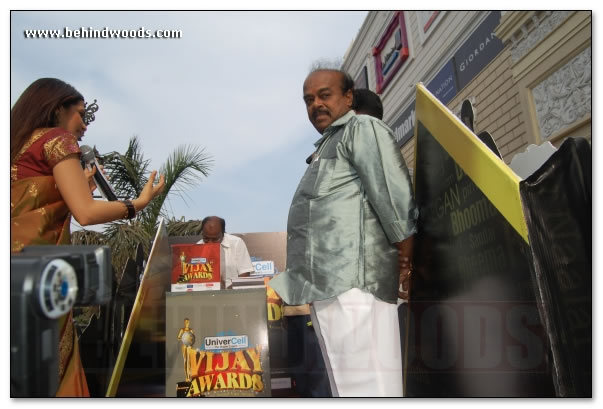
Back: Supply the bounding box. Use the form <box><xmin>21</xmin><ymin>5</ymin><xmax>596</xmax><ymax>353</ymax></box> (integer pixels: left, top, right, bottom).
<box><xmin>11</xmin><ymin>78</ymin><xmax>84</xmax><ymax>163</ymax></box>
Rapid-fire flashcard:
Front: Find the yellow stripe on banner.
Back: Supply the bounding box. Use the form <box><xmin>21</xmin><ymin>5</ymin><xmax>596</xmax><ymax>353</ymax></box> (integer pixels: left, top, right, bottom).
<box><xmin>106</xmin><ymin>218</ymin><xmax>169</xmax><ymax>397</ymax></box>
<box><xmin>105</xmin><ymin>289</ymin><xmax>144</xmax><ymax>396</ymax></box>
<box><xmin>415</xmin><ymin>83</ymin><xmax>529</xmax><ymax>244</ymax></box>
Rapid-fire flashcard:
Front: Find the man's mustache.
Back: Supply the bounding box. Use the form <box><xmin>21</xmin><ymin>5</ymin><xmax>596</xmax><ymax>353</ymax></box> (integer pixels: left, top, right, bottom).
<box><xmin>312</xmin><ymin>109</ymin><xmax>330</xmax><ymax>120</ymax></box>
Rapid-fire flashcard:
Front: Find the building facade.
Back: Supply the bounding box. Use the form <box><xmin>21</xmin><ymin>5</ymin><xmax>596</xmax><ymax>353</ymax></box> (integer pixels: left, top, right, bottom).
<box><xmin>341</xmin><ymin>11</ymin><xmax>591</xmax><ymax>169</ymax></box>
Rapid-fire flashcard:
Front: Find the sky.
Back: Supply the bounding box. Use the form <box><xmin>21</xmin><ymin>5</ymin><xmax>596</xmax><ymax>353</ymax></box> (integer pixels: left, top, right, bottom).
<box><xmin>9</xmin><ymin>9</ymin><xmax>367</xmax><ymax>234</ymax></box>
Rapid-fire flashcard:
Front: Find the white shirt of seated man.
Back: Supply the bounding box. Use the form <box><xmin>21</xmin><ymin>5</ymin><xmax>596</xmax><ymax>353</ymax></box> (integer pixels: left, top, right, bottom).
<box><xmin>196</xmin><ymin>218</ymin><xmax>253</xmax><ymax>288</ymax></box>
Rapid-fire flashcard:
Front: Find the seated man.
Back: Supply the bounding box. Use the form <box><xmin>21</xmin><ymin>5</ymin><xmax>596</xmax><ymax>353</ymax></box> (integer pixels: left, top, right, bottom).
<box><xmin>196</xmin><ymin>216</ymin><xmax>254</xmax><ymax>288</ymax></box>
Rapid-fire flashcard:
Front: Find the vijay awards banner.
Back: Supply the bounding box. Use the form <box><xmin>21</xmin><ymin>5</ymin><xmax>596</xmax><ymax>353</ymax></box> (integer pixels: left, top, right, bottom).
<box><xmin>165</xmin><ymin>289</ymin><xmax>271</xmax><ymax>397</ymax></box>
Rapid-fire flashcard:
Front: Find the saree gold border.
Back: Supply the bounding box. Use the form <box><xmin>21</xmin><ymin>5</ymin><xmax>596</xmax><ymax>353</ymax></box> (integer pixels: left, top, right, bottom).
<box><xmin>11</xmin><ymin>128</ymin><xmax>51</xmax><ymax>181</ymax></box>
<box><xmin>415</xmin><ymin>83</ymin><xmax>529</xmax><ymax>244</ymax></box>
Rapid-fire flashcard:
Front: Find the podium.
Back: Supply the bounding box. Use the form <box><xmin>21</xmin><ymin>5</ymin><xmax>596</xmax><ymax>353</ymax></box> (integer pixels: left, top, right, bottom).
<box><xmin>165</xmin><ymin>289</ymin><xmax>271</xmax><ymax>397</ymax></box>
<box><xmin>106</xmin><ymin>220</ymin><xmax>275</xmax><ymax>397</ymax></box>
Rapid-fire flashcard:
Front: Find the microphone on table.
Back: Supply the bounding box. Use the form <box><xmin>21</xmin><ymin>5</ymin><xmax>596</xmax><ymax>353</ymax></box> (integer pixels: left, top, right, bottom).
<box><xmin>80</xmin><ymin>145</ymin><xmax>118</xmax><ymax>201</ymax></box>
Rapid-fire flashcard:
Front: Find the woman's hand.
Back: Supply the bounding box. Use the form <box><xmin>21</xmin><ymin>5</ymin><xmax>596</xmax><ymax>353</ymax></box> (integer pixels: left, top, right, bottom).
<box><xmin>55</xmin><ymin>156</ymin><xmax>165</xmax><ymax>226</ymax></box>
<box><xmin>83</xmin><ymin>164</ymin><xmax>110</xmax><ymax>194</ymax></box>
<box><xmin>83</xmin><ymin>165</ymin><xmax>97</xmax><ymax>193</ymax></box>
<box><xmin>133</xmin><ymin>171</ymin><xmax>166</xmax><ymax>211</ymax></box>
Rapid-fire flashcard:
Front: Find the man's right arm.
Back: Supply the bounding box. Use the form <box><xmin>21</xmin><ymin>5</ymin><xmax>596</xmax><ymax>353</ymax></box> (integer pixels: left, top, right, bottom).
<box><xmin>346</xmin><ymin>117</ymin><xmax>418</xmax><ymax>243</ymax></box>
<box><xmin>347</xmin><ymin>117</ymin><xmax>418</xmax><ymax>299</ymax></box>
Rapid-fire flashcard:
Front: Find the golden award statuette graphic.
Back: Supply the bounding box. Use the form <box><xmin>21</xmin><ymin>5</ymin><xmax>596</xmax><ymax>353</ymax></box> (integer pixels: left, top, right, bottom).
<box><xmin>177</xmin><ymin>318</ymin><xmax>195</xmax><ymax>381</ymax></box>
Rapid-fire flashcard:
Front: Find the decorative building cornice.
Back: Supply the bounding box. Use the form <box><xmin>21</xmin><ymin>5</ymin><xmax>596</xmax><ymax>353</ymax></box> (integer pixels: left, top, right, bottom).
<box><xmin>503</xmin><ymin>11</ymin><xmax>573</xmax><ymax>63</ymax></box>
<box><xmin>532</xmin><ymin>45</ymin><xmax>591</xmax><ymax>140</ymax></box>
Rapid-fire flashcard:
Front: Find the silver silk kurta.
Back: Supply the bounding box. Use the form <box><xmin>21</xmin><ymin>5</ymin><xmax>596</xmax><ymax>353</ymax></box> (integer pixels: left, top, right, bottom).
<box><xmin>269</xmin><ymin>110</ymin><xmax>418</xmax><ymax>305</ymax></box>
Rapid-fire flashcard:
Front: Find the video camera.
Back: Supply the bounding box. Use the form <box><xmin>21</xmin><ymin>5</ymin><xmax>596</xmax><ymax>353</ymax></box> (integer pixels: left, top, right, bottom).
<box><xmin>11</xmin><ymin>245</ymin><xmax>113</xmax><ymax>397</ymax></box>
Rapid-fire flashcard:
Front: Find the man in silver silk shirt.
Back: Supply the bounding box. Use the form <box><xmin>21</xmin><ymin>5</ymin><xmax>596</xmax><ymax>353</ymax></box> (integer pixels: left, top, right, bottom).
<box><xmin>269</xmin><ymin>68</ymin><xmax>418</xmax><ymax>396</ymax></box>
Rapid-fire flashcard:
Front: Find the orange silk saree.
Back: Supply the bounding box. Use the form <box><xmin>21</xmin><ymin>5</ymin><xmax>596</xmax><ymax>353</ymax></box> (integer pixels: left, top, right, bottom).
<box><xmin>11</xmin><ymin>128</ymin><xmax>89</xmax><ymax>397</ymax></box>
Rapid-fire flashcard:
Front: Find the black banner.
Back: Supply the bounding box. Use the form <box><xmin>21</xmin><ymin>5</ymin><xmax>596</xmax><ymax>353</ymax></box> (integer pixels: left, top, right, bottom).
<box><xmin>406</xmin><ymin>120</ymin><xmax>556</xmax><ymax>397</ymax></box>
<box><xmin>519</xmin><ymin>137</ymin><xmax>592</xmax><ymax>397</ymax></box>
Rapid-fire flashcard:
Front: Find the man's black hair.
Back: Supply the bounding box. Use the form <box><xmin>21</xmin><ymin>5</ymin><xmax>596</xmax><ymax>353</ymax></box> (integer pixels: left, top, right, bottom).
<box><xmin>352</xmin><ymin>88</ymin><xmax>384</xmax><ymax>120</ymax></box>
<box><xmin>201</xmin><ymin>216</ymin><xmax>226</xmax><ymax>233</ymax></box>
<box><xmin>338</xmin><ymin>70</ymin><xmax>355</xmax><ymax>94</ymax></box>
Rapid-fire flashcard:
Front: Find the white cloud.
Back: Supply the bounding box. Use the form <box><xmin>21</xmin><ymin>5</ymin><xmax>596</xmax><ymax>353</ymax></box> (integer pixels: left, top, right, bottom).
<box><xmin>10</xmin><ymin>10</ymin><xmax>367</xmax><ymax>232</ymax></box>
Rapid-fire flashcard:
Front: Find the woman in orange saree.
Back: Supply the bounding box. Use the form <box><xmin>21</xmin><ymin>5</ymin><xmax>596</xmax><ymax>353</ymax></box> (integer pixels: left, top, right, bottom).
<box><xmin>11</xmin><ymin>78</ymin><xmax>165</xmax><ymax>397</ymax></box>
<box><xmin>12</xmin><ymin>127</ymin><xmax>92</xmax><ymax>396</ymax></box>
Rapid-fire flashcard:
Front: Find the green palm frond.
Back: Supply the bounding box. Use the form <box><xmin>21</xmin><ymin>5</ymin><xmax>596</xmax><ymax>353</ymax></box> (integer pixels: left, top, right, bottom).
<box><xmin>71</xmin><ymin>224</ymin><xmax>145</xmax><ymax>281</ymax></box>
<box><xmin>100</xmin><ymin>136</ymin><xmax>150</xmax><ymax>199</ymax></box>
<box><xmin>141</xmin><ymin>144</ymin><xmax>213</xmax><ymax>233</ymax></box>
<box><xmin>166</xmin><ymin>217</ymin><xmax>205</xmax><ymax>236</ymax></box>
<box><xmin>103</xmin><ymin>220</ymin><xmax>152</xmax><ymax>278</ymax></box>
<box><xmin>71</xmin><ymin>229</ymin><xmax>106</xmax><ymax>246</ymax></box>
<box><xmin>73</xmin><ymin>136</ymin><xmax>213</xmax><ymax>279</ymax></box>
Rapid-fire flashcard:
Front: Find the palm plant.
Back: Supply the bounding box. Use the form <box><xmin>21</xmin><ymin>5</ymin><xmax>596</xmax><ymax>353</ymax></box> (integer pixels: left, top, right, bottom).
<box><xmin>71</xmin><ymin>136</ymin><xmax>213</xmax><ymax>279</ymax></box>
<box><xmin>165</xmin><ymin>217</ymin><xmax>205</xmax><ymax>236</ymax></box>
<box><xmin>71</xmin><ymin>136</ymin><xmax>213</xmax><ymax>367</ymax></box>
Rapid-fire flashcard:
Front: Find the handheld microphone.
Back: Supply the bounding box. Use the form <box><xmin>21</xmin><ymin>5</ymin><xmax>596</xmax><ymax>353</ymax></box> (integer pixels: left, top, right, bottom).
<box><xmin>80</xmin><ymin>145</ymin><xmax>118</xmax><ymax>201</ymax></box>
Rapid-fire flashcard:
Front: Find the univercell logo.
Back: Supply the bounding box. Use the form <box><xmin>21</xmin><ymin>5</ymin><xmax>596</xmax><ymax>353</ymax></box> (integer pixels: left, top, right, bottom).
<box><xmin>204</xmin><ymin>335</ymin><xmax>249</xmax><ymax>350</ymax></box>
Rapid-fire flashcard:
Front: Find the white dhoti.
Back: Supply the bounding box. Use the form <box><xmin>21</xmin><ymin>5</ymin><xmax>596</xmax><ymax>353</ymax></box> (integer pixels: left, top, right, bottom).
<box><xmin>310</xmin><ymin>288</ymin><xmax>403</xmax><ymax>397</ymax></box>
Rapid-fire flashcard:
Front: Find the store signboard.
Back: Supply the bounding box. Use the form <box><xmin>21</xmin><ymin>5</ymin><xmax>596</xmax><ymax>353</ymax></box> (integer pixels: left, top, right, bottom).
<box><xmin>453</xmin><ymin>11</ymin><xmax>504</xmax><ymax>90</ymax></box>
<box><xmin>389</xmin><ymin>100</ymin><xmax>416</xmax><ymax>148</ymax></box>
<box><xmin>373</xmin><ymin>11</ymin><xmax>410</xmax><ymax>94</ymax></box>
<box><xmin>427</xmin><ymin>60</ymin><xmax>458</xmax><ymax>105</ymax></box>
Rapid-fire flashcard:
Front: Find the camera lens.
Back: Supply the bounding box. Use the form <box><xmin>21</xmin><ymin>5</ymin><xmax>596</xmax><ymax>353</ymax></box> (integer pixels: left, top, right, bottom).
<box><xmin>39</xmin><ymin>259</ymin><xmax>78</xmax><ymax>319</ymax></box>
